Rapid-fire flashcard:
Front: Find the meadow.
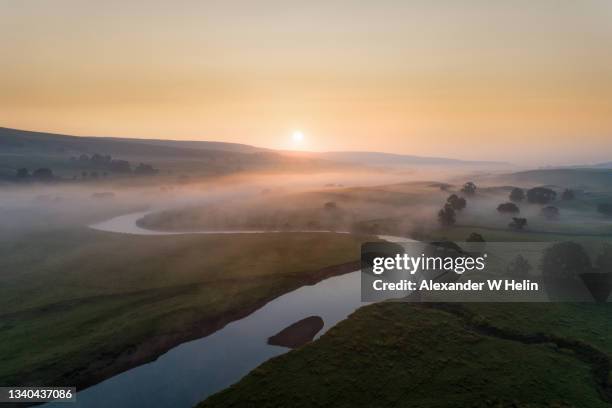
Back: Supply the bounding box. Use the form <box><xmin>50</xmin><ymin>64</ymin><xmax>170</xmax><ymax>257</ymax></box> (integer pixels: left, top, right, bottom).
<box><xmin>0</xmin><ymin>226</ymin><xmax>371</xmax><ymax>389</ymax></box>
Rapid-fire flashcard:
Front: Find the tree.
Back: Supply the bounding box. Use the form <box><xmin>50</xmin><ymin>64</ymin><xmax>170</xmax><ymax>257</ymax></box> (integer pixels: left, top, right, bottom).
<box><xmin>324</xmin><ymin>201</ymin><xmax>337</xmax><ymax>210</ymax></box>
<box><xmin>541</xmin><ymin>206</ymin><xmax>559</xmax><ymax>219</ymax></box>
<box><xmin>509</xmin><ymin>188</ymin><xmax>525</xmax><ymax>202</ymax></box>
<box><xmin>466</xmin><ymin>232</ymin><xmax>485</xmax><ymax>242</ymax></box>
<box><xmin>32</xmin><ymin>168</ymin><xmax>54</xmax><ymax>182</ymax></box>
<box><xmin>134</xmin><ymin>163</ymin><xmax>159</xmax><ymax>175</ymax></box>
<box><xmin>506</xmin><ymin>255</ymin><xmax>532</xmax><ymax>279</ymax></box>
<box><xmin>596</xmin><ymin>243</ymin><xmax>612</xmax><ymax>273</ymax></box>
<box><xmin>509</xmin><ymin>217</ymin><xmax>527</xmax><ymax>230</ymax></box>
<box><xmin>526</xmin><ymin>187</ymin><xmax>556</xmax><ymax>204</ymax></box>
<box><xmin>109</xmin><ymin>160</ymin><xmax>132</xmax><ymax>173</ymax></box>
<box><xmin>561</xmin><ymin>189</ymin><xmax>575</xmax><ymax>200</ymax></box>
<box><xmin>447</xmin><ymin>194</ymin><xmax>466</xmax><ymax>211</ymax></box>
<box><xmin>497</xmin><ymin>202</ymin><xmax>520</xmax><ymax>214</ymax></box>
<box><xmin>597</xmin><ymin>203</ymin><xmax>612</xmax><ymax>216</ymax></box>
<box><xmin>461</xmin><ymin>182</ymin><xmax>477</xmax><ymax>196</ymax></box>
<box><xmin>16</xmin><ymin>168</ymin><xmax>30</xmax><ymax>179</ymax></box>
<box><xmin>438</xmin><ymin>203</ymin><xmax>456</xmax><ymax>226</ymax></box>
<box><xmin>542</xmin><ymin>242</ymin><xmax>591</xmax><ymax>281</ymax></box>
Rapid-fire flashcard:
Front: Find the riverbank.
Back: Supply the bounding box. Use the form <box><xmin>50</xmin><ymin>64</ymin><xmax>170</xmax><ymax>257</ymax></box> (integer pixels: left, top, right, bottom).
<box><xmin>0</xmin><ymin>226</ymin><xmax>370</xmax><ymax>393</ymax></box>
<box><xmin>71</xmin><ymin>260</ymin><xmax>362</xmax><ymax>391</ymax></box>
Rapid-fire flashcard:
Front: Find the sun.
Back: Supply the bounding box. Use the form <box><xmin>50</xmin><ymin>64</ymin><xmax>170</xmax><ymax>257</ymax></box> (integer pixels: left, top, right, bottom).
<box><xmin>291</xmin><ymin>130</ymin><xmax>304</xmax><ymax>143</ymax></box>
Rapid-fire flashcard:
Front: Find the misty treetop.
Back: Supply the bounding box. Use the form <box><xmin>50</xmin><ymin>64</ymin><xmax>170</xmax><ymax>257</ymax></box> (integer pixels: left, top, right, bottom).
<box><xmin>561</xmin><ymin>189</ymin><xmax>575</xmax><ymax>200</ymax></box>
<box><xmin>541</xmin><ymin>206</ymin><xmax>560</xmax><ymax>219</ymax></box>
<box><xmin>438</xmin><ymin>203</ymin><xmax>456</xmax><ymax>227</ymax></box>
<box><xmin>509</xmin><ymin>187</ymin><xmax>525</xmax><ymax>202</ymax></box>
<box><xmin>526</xmin><ymin>187</ymin><xmax>557</xmax><ymax>204</ymax></box>
<box><xmin>497</xmin><ymin>202</ymin><xmax>520</xmax><ymax>214</ymax></box>
<box><xmin>446</xmin><ymin>194</ymin><xmax>466</xmax><ymax>211</ymax></box>
<box><xmin>10</xmin><ymin>153</ymin><xmax>159</xmax><ymax>183</ymax></box>
<box><xmin>509</xmin><ymin>217</ymin><xmax>528</xmax><ymax>230</ymax></box>
<box><xmin>70</xmin><ymin>153</ymin><xmax>157</xmax><ymax>175</ymax></box>
<box><xmin>598</xmin><ymin>203</ymin><xmax>612</xmax><ymax>216</ymax></box>
<box><xmin>461</xmin><ymin>182</ymin><xmax>477</xmax><ymax>196</ymax></box>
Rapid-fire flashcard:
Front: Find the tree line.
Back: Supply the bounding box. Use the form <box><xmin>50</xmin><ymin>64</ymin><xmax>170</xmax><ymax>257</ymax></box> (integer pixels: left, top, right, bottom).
<box><xmin>12</xmin><ymin>153</ymin><xmax>159</xmax><ymax>183</ymax></box>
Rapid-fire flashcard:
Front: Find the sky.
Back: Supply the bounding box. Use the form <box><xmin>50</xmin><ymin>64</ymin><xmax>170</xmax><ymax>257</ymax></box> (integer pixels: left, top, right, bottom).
<box><xmin>1</xmin><ymin>0</ymin><xmax>612</xmax><ymax>165</ymax></box>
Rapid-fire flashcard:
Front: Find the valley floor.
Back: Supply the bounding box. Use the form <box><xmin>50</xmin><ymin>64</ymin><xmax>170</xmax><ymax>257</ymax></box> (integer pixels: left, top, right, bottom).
<box><xmin>200</xmin><ymin>302</ymin><xmax>612</xmax><ymax>408</ymax></box>
<box><xmin>0</xmin><ymin>227</ymin><xmax>370</xmax><ymax>390</ymax></box>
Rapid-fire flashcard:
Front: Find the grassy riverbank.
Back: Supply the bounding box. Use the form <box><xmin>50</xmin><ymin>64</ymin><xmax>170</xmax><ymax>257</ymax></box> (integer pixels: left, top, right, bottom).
<box><xmin>200</xmin><ymin>302</ymin><xmax>612</xmax><ymax>408</ymax></box>
<box><xmin>0</xmin><ymin>227</ymin><xmax>371</xmax><ymax>389</ymax></box>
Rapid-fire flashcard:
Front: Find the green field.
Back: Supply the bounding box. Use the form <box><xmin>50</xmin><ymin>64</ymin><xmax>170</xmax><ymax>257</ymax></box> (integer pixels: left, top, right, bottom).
<box><xmin>200</xmin><ymin>302</ymin><xmax>612</xmax><ymax>408</ymax></box>
<box><xmin>197</xmin><ymin>188</ymin><xmax>612</xmax><ymax>408</ymax></box>
<box><xmin>0</xmin><ymin>227</ymin><xmax>371</xmax><ymax>389</ymax></box>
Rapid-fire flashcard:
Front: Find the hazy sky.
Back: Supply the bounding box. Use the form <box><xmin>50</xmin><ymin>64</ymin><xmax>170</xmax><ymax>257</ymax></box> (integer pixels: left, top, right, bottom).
<box><xmin>2</xmin><ymin>0</ymin><xmax>612</xmax><ymax>164</ymax></box>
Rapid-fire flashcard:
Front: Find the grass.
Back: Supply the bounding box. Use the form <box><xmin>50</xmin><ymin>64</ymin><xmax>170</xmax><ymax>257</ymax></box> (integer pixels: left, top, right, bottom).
<box><xmin>198</xmin><ymin>190</ymin><xmax>612</xmax><ymax>408</ymax></box>
<box><xmin>200</xmin><ymin>302</ymin><xmax>610</xmax><ymax>408</ymax></box>
<box><xmin>0</xmin><ymin>227</ymin><xmax>372</xmax><ymax>388</ymax></box>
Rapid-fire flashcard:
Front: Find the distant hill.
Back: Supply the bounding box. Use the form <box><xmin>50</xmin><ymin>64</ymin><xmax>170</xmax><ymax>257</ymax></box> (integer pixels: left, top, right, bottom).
<box><xmin>0</xmin><ymin>127</ymin><xmax>336</xmax><ymax>179</ymax></box>
<box><xmin>505</xmin><ymin>168</ymin><xmax>612</xmax><ymax>189</ymax></box>
<box><xmin>111</xmin><ymin>137</ymin><xmax>265</xmax><ymax>154</ymax></box>
<box><xmin>0</xmin><ymin>127</ymin><xmax>263</xmax><ymax>158</ymax></box>
<box><xmin>0</xmin><ymin>127</ymin><xmax>511</xmax><ymax>180</ymax></box>
<box><xmin>314</xmin><ymin>151</ymin><xmax>511</xmax><ymax>168</ymax></box>
<box><xmin>592</xmin><ymin>161</ymin><xmax>612</xmax><ymax>169</ymax></box>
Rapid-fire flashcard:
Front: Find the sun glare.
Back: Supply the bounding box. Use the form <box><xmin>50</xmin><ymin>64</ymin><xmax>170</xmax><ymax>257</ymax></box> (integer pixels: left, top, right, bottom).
<box><xmin>291</xmin><ymin>130</ymin><xmax>304</xmax><ymax>143</ymax></box>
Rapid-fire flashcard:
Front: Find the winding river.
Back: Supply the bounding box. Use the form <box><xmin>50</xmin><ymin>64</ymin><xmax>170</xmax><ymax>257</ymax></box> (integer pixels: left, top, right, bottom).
<box><xmin>44</xmin><ymin>211</ymin><xmax>407</xmax><ymax>408</ymax></box>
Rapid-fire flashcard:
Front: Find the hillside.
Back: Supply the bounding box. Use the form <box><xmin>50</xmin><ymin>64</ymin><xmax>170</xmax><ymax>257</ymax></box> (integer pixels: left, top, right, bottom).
<box><xmin>315</xmin><ymin>151</ymin><xmax>511</xmax><ymax>168</ymax></box>
<box><xmin>505</xmin><ymin>168</ymin><xmax>612</xmax><ymax>189</ymax></box>
<box><xmin>0</xmin><ymin>127</ymin><xmax>265</xmax><ymax>159</ymax></box>
<box><xmin>0</xmin><ymin>127</ymin><xmax>336</xmax><ymax>179</ymax></box>
<box><xmin>0</xmin><ymin>127</ymin><xmax>516</xmax><ymax>181</ymax></box>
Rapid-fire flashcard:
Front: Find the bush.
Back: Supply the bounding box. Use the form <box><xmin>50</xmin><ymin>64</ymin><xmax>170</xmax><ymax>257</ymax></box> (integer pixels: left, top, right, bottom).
<box><xmin>497</xmin><ymin>202</ymin><xmax>520</xmax><ymax>214</ymax></box>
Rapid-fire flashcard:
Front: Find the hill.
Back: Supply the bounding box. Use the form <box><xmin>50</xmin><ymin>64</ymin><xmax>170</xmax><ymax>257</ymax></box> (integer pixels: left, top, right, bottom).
<box><xmin>505</xmin><ymin>168</ymin><xmax>612</xmax><ymax>189</ymax></box>
<box><xmin>0</xmin><ymin>127</ymin><xmax>337</xmax><ymax>179</ymax></box>
<box><xmin>315</xmin><ymin>151</ymin><xmax>511</xmax><ymax>168</ymax></box>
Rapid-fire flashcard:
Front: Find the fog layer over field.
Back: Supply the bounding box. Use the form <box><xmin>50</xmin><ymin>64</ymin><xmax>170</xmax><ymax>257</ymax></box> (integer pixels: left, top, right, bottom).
<box><xmin>0</xmin><ymin>167</ymin><xmax>475</xmax><ymax>240</ymax></box>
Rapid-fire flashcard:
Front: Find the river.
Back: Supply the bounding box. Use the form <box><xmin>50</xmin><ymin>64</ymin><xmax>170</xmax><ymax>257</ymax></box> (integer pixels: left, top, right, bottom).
<box><xmin>44</xmin><ymin>211</ymin><xmax>408</xmax><ymax>408</ymax></box>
